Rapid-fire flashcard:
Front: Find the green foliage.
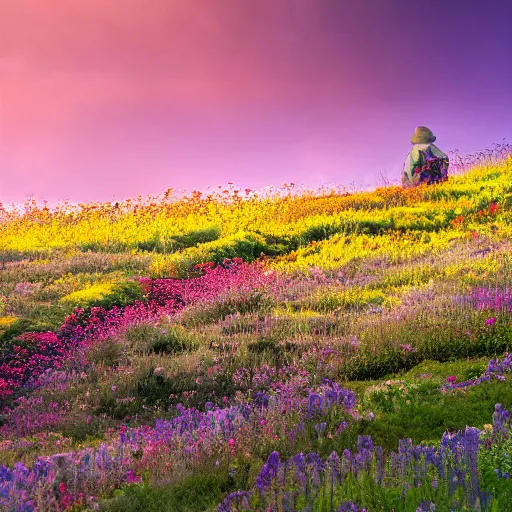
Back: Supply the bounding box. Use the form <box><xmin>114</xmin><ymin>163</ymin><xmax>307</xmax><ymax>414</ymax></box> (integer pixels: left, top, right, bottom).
<box><xmin>133</xmin><ymin>227</ymin><xmax>222</xmax><ymax>254</ymax></box>
<box><xmin>93</xmin><ymin>280</ymin><xmax>145</xmax><ymax>309</ymax></box>
<box><xmin>100</xmin><ymin>470</ymin><xmax>233</xmax><ymax>512</ymax></box>
<box><xmin>338</xmin><ymin>380</ymin><xmax>512</xmax><ymax>451</ymax></box>
<box><xmin>479</xmin><ymin>434</ymin><xmax>512</xmax><ymax>507</ymax></box>
<box><xmin>124</xmin><ymin>323</ymin><xmax>198</xmax><ymax>355</ymax></box>
<box><xmin>338</xmin><ymin>321</ymin><xmax>512</xmax><ymax>381</ymax></box>
<box><xmin>339</xmin><ymin>347</ymin><xmax>421</xmax><ymax>381</ymax></box>
<box><xmin>315</xmin><ymin>288</ymin><xmax>389</xmax><ymax>313</ymax></box>
<box><xmin>127</xmin><ymin>367</ymin><xmax>236</xmax><ymax>411</ymax></box>
<box><xmin>60</xmin><ymin>280</ymin><xmax>144</xmax><ymax>310</ymax></box>
<box><xmin>59</xmin><ymin>416</ymin><xmax>107</xmax><ymax>443</ymax></box>
<box><xmin>172</xmin><ymin>227</ymin><xmax>222</xmax><ymax>249</ymax></box>
<box><xmin>84</xmin><ymin>338</ymin><xmax>125</xmax><ymax>368</ymax></box>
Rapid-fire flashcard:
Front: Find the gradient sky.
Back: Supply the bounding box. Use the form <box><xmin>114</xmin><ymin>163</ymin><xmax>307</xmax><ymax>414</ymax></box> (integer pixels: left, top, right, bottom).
<box><xmin>1</xmin><ymin>0</ymin><xmax>511</xmax><ymax>204</ymax></box>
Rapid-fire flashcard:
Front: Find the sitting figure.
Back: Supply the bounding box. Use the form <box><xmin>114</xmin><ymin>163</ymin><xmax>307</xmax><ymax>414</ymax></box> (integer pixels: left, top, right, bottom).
<box><xmin>402</xmin><ymin>126</ymin><xmax>449</xmax><ymax>188</ymax></box>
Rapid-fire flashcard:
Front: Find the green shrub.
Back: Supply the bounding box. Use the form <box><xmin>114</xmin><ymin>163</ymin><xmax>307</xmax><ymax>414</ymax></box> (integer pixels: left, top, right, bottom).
<box><xmin>172</xmin><ymin>227</ymin><xmax>221</xmax><ymax>248</ymax></box>
<box><xmin>100</xmin><ymin>470</ymin><xmax>233</xmax><ymax>512</ymax></box>
<box><xmin>84</xmin><ymin>338</ymin><xmax>125</xmax><ymax>367</ymax></box>
<box><xmin>340</xmin><ymin>348</ymin><xmax>421</xmax><ymax>381</ymax></box>
<box><xmin>94</xmin><ymin>281</ymin><xmax>145</xmax><ymax>309</ymax></box>
<box><xmin>124</xmin><ymin>323</ymin><xmax>197</xmax><ymax>355</ymax></box>
<box><xmin>60</xmin><ymin>280</ymin><xmax>144</xmax><ymax>310</ymax></box>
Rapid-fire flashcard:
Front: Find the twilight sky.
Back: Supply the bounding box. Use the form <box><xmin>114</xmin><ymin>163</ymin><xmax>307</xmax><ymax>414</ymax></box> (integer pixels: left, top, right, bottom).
<box><xmin>0</xmin><ymin>0</ymin><xmax>511</xmax><ymax>204</ymax></box>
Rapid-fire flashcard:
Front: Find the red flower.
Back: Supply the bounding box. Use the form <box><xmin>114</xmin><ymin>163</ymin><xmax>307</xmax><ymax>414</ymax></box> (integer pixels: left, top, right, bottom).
<box><xmin>489</xmin><ymin>202</ymin><xmax>499</xmax><ymax>215</ymax></box>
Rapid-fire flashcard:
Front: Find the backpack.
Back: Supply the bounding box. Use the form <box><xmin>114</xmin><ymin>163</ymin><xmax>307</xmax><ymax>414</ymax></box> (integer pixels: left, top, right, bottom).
<box><xmin>412</xmin><ymin>146</ymin><xmax>449</xmax><ymax>186</ymax></box>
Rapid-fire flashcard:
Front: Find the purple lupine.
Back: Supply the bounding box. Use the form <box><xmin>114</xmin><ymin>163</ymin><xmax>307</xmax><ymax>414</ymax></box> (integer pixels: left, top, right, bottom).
<box><xmin>326</xmin><ymin>451</ymin><xmax>341</xmax><ymax>512</ymax></box>
<box><xmin>322</xmin><ymin>379</ymin><xmax>357</xmax><ymax>410</ymax></box>
<box><xmin>357</xmin><ymin>436</ymin><xmax>373</xmax><ymax>452</ymax></box>
<box><xmin>493</xmin><ymin>403</ymin><xmax>510</xmax><ymax>435</ymax></box>
<box><xmin>306</xmin><ymin>393</ymin><xmax>323</xmax><ymax>419</ymax></box>
<box><xmin>479</xmin><ymin>490</ymin><xmax>492</xmax><ymax>510</ymax></box>
<box><xmin>462</xmin><ymin>427</ymin><xmax>481</xmax><ymax>505</ymax></box>
<box><xmin>416</xmin><ymin>501</ymin><xmax>436</xmax><ymax>511</ymax></box>
<box><xmin>326</xmin><ymin>451</ymin><xmax>341</xmax><ymax>484</ymax></box>
<box><xmin>351</xmin><ymin>436</ymin><xmax>374</xmax><ymax>475</ymax></box>
<box><xmin>253</xmin><ymin>390</ymin><xmax>270</xmax><ymax>408</ymax></box>
<box><xmin>337</xmin><ymin>501</ymin><xmax>367</xmax><ymax>512</ymax></box>
<box><xmin>217</xmin><ymin>491</ymin><xmax>252</xmax><ymax>512</ymax></box>
<box><xmin>341</xmin><ymin>449</ymin><xmax>353</xmax><ymax>476</ymax></box>
<box><xmin>305</xmin><ymin>452</ymin><xmax>324</xmax><ymax>488</ymax></box>
<box><xmin>293</xmin><ymin>452</ymin><xmax>307</xmax><ymax>487</ymax></box>
<box><xmin>256</xmin><ymin>452</ymin><xmax>281</xmax><ymax>498</ymax></box>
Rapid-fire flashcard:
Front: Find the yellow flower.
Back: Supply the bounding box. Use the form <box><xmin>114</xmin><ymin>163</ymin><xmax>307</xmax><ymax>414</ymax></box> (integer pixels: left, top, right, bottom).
<box><xmin>0</xmin><ymin>316</ymin><xmax>18</xmax><ymax>327</ymax></box>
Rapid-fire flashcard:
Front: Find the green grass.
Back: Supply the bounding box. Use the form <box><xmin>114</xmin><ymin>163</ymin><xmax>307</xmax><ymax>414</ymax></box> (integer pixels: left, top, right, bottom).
<box><xmin>100</xmin><ymin>470</ymin><xmax>233</xmax><ymax>512</ymax></box>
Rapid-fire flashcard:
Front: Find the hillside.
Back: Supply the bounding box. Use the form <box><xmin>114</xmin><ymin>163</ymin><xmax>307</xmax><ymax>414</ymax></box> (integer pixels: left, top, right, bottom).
<box><xmin>1</xmin><ymin>147</ymin><xmax>512</xmax><ymax>511</ymax></box>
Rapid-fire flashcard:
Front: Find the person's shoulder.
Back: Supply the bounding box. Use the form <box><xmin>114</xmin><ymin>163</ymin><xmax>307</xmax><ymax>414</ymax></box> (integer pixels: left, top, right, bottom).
<box><xmin>411</xmin><ymin>144</ymin><xmax>429</xmax><ymax>156</ymax></box>
<box><xmin>430</xmin><ymin>144</ymin><xmax>449</xmax><ymax>158</ymax></box>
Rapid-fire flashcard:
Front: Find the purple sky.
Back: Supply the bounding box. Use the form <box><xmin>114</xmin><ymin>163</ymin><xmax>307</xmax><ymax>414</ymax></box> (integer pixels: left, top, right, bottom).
<box><xmin>1</xmin><ymin>0</ymin><xmax>511</xmax><ymax>204</ymax></box>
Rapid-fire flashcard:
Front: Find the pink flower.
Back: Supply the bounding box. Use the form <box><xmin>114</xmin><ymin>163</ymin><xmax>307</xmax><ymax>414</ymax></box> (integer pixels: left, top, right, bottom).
<box><xmin>485</xmin><ymin>317</ymin><xmax>496</xmax><ymax>327</ymax></box>
<box><xmin>399</xmin><ymin>344</ymin><xmax>415</xmax><ymax>352</ymax></box>
<box><xmin>446</xmin><ymin>375</ymin><xmax>457</xmax><ymax>384</ymax></box>
<box><xmin>228</xmin><ymin>438</ymin><xmax>235</xmax><ymax>446</ymax></box>
<box><xmin>126</xmin><ymin>470</ymin><xmax>142</xmax><ymax>484</ymax></box>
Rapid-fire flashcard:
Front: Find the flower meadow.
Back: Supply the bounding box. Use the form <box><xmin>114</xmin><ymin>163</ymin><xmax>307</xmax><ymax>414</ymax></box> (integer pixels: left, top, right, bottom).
<box><xmin>1</xmin><ymin>144</ymin><xmax>512</xmax><ymax>511</ymax></box>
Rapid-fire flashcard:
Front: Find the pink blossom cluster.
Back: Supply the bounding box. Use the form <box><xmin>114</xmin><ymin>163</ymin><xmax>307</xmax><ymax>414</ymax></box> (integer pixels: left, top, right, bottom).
<box><xmin>0</xmin><ymin>332</ymin><xmax>67</xmax><ymax>399</ymax></box>
<box><xmin>139</xmin><ymin>258</ymin><xmax>279</xmax><ymax>306</ymax></box>
<box><xmin>1</xmin><ymin>260</ymin><xmax>278</xmax><ymax>404</ymax></box>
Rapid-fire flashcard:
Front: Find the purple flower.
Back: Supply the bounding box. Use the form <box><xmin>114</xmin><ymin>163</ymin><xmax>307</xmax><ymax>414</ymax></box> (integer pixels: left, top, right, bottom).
<box><xmin>336</xmin><ymin>421</ymin><xmax>348</xmax><ymax>434</ymax></box>
<box><xmin>416</xmin><ymin>501</ymin><xmax>436</xmax><ymax>512</ymax></box>
<box><xmin>306</xmin><ymin>393</ymin><xmax>323</xmax><ymax>418</ymax></box>
<box><xmin>314</xmin><ymin>422</ymin><xmax>327</xmax><ymax>438</ymax></box>
<box><xmin>218</xmin><ymin>491</ymin><xmax>252</xmax><ymax>512</ymax></box>
<box><xmin>293</xmin><ymin>453</ymin><xmax>307</xmax><ymax>487</ymax></box>
<box><xmin>326</xmin><ymin>452</ymin><xmax>341</xmax><ymax>483</ymax></box>
<box><xmin>256</xmin><ymin>451</ymin><xmax>281</xmax><ymax>497</ymax></box>
<box><xmin>493</xmin><ymin>403</ymin><xmax>510</xmax><ymax>435</ymax></box>
<box><xmin>305</xmin><ymin>452</ymin><xmax>323</xmax><ymax>487</ymax></box>
<box><xmin>337</xmin><ymin>501</ymin><xmax>366</xmax><ymax>512</ymax></box>
<box><xmin>357</xmin><ymin>435</ymin><xmax>374</xmax><ymax>451</ymax></box>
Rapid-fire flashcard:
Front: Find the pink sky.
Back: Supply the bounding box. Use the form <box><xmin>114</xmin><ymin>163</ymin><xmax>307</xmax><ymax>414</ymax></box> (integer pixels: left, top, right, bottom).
<box><xmin>1</xmin><ymin>0</ymin><xmax>511</xmax><ymax>204</ymax></box>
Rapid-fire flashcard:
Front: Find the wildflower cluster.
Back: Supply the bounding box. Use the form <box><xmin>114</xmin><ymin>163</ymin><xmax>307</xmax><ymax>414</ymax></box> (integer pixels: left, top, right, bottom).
<box><xmin>442</xmin><ymin>353</ymin><xmax>512</xmax><ymax>391</ymax></box>
<box><xmin>219</xmin><ymin>405</ymin><xmax>512</xmax><ymax>512</ymax></box>
<box><xmin>0</xmin><ymin>379</ymin><xmax>357</xmax><ymax>511</ymax></box>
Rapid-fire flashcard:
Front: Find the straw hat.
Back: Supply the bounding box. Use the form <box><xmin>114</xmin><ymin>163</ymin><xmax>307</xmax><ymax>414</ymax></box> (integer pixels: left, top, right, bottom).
<box><xmin>410</xmin><ymin>126</ymin><xmax>436</xmax><ymax>144</ymax></box>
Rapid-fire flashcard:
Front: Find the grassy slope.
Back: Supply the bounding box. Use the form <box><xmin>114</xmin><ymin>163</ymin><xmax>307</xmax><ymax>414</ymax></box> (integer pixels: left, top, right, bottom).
<box><xmin>0</xmin><ymin>152</ymin><xmax>512</xmax><ymax>510</ymax></box>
